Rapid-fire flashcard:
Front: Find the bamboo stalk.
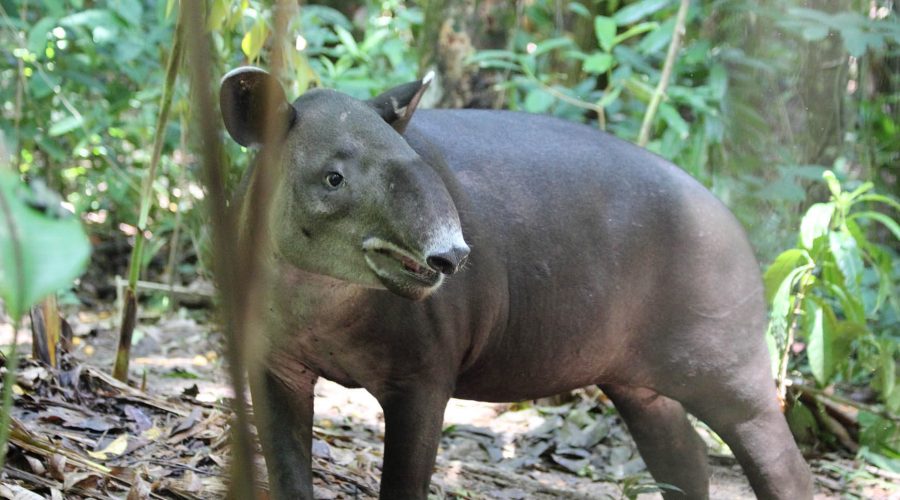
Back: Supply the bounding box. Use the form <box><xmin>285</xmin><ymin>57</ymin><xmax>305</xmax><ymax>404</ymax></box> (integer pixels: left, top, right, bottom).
<box><xmin>637</xmin><ymin>0</ymin><xmax>691</xmax><ymax>147</ymax></box>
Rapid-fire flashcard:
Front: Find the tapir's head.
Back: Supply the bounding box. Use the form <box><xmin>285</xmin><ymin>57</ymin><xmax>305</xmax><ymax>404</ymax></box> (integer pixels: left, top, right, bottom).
<box><xmin>220</xmin><ymin>67</ymin><xmax>469</xmax><ymax>300</ymax></box>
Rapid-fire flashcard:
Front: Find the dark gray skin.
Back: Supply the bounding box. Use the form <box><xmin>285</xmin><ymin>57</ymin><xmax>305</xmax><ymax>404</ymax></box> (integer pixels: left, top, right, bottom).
<box><xmin>220</xmin><ymin>67</ymin><xmax>814</xmax><ymax>500</ymax></box>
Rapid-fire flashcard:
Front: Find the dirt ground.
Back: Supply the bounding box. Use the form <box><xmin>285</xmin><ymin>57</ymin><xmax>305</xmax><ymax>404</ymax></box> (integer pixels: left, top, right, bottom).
<box><xmin>1</xmin><ymin>309</ymin><xmax>897</xmax><ymax>499</ymax></box>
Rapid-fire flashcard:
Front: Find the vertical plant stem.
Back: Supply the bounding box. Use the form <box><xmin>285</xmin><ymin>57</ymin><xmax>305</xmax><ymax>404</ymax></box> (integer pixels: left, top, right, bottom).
<box><xmin>11</xmin><ymin>0</ymin><xmax>27</xmax><ymax>171</ymax></box>
<box><xmin>0</xmin><ymin>173</ymin><xmax>26</xmax><ymax>471</ymax></box>
<box><xmin>0</xmin><ymin>320</ymin><xmax>21</xmax><ymax>471</ymax></box>
<box><xmin>113</xmin><ymin>9</ymin><xmax>185</xmax><ymax>381</ymax></box>
<box><xmin>637</xmin><ymin>0</ymin><xmax>690</xmax><ymax>147</ymax></box>
<box><xmin>777</xmin><ymin>270</ymin><xmax>813</xmax><ymax>402</ymax></box>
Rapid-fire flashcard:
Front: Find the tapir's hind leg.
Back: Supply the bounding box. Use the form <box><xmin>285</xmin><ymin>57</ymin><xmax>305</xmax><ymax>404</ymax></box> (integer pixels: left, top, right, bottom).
<box><xmin>599</xmin><ymin>384</ymin><xmax>709</xmax><ymax>499</ymax></box>
<box><xmin>682</xmin><ymin>389</ymin><xmax>814</xmax><ymax>500</ymax></box>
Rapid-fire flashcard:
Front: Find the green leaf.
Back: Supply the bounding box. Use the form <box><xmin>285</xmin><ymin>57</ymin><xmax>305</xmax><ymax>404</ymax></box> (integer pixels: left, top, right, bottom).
<box><xmin>764</xmin><ymin>249</ymin><xmax>807</xmax><ymax>302</ymax></box>
<box><xmin>804</xmin><ymin>300</ymin><xmax>834</xmax><ymax>386</ymax></box>
<box><xmin>0</xmin><ymin>174</ymin><xmax>91</xmax><ymax>320</ymax></box>
<box><xmin>613</xmin><ymin>22</ymin><xmax>659</xmax><ymax>46</ymax></box>
<box><xmin>48</xmin><ymin>115</ymin><xmax>84</xmax><ymax>137</ymax></box>
<box><xmin>828</xmin><ymin>231</ymin><xmax>863</xmax><ymax>294</ymax></box>
<box><xmin>659</xmin><ymin>103</ymin><xmax>688</xmax><ymax>139</ymax></box>
<box><xmin>208</xmin><ymin>0</ymin><xmax>228</xmax><ymax>31</ymax></box>
<box><xmin>241</xmin><ymin>17</ymin><xmax>269</xmax><ymax>61</ymax></box>
<box><xmin>568</xmin><ymin>2</ymin><xmax>591</xmax><ymax>18</ymax></box>
<box><xmin>771</xmin><ymin>266</ymin><xmax>811</xmax><ymax>320</ymax></box>
<box><xmin>534</xmin><ymin>37</ymin><xmax>575</xmax><ymax>56</ymax></box>
<box><xmin>799</xmin><ymin>202</ymin><xmax>834</xmax><ymax>249</ymax></box>
<box><xmin>27</xmin><ymin>17</ymin><xmax>58</xmax><ymax>55</ymax></box>
<box><xmin>597</xmin><ymin>85</ymin><xmax>623</xmax><ymax>108</ymax></box>
<box><xmin>858</xmin><ymin>194</ymin><xmax>900</xmax><ymax>212</ymax></box>
<box><xmin>613</xmin><ymin>0</ymin><xmax>672</xmax><ymax>25</ymax></box>
<box><xmin>582</xmin><ymin>53</ymin><xmax>614</xmax><ymax>74</ymax></box>
<box><xmin>594</xmin><ymin>16</ymin><xmax>617</xmax><ymax>52</ymax></box>
<box><xmin>822</xmin><ymin>170</ymin><xmax>842</xmax><ymax>198</ymax></box>
<box><xmin>850</xmin><ymin>211</ymin><xmax>900</xmax><ymax>241</ymax></box>
<box><xmin>524</xmin><ymin>88</ymin><xmax>554</xmax><ymax>113</ymax></box>
<box><xmin>334</xmin><ymin>25</ymin><xmax>359</xmax><ymax>58</ymax></box>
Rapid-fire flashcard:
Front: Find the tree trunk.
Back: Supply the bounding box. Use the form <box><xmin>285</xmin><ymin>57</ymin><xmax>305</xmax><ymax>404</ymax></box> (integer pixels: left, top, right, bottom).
<box><xmin>418</xmin><ymin>0</ymin><xmax>514</xmax><ymax>109</ymax></box>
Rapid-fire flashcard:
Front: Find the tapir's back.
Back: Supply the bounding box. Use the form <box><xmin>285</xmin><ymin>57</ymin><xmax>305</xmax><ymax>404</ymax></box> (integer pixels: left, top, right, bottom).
<box><xmin>404</xmin><ymin>109</ymin><xmax>768</xmax><ymax>400</ymax></box>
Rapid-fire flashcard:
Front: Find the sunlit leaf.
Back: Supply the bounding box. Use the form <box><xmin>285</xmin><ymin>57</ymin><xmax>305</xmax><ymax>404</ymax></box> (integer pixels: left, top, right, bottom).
<box><xmin>241</xmin><ymin>17</ymin><xmax>269</xmax><ymax>61</ymax></box>
<box><xmin>764</xmin><ymin>249</ymin><xmax>807</xmax><ymax>302</ymax></box>
<box><xmin>582</xmin><ymin>53</ymin><xmax>614</xmax><ymax>74</ymax></box>
<box><xmin>0</xmin><ymin>174</ymin><xmax>91</xmax><ymax>321</ymax></box>
<box><xmin>594</xmin><ymin>16</ymin><xmax>617</xmax><ymax>52</ymax></box>
<box><xmin>613</xmin><ymin>22</ymin><xmax>659</xmax><ymax>46</ymax></box>
<box><xmin>799</xmin><ymin>202</ymin><xmax>834</xmax><ymax>249</ymax></box>
<box><xmin>613</xmin><ymin>0</ymin><xmax>672</xmax><ymax>25</ymax></box>
<box><xmin>524</xmin><ymin>89</ymin><xmax>554</xmax><ymax>113</ymax></box>
<box><xmin>829</xmin><ymin>231</ymin><xmax>863</xmax><ymax>294</ymax></box>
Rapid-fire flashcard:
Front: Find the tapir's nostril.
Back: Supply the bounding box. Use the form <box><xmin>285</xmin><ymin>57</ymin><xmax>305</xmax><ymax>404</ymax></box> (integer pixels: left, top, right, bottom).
<box><xmin>426</xmin><ymin>245</ymin><xmax>470</xmax><ymax>275</ymax></box>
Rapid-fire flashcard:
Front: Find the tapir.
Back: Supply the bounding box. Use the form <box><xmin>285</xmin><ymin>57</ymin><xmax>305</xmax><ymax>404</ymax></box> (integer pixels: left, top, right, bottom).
<box><xmin>219</xmin><ymin>66</ymin><xmax>813</xmax><ymax>499</ymax></box>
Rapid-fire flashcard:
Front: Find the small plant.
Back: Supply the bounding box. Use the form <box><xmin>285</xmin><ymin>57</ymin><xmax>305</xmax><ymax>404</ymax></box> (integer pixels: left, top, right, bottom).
<box><xmin>765</xmin><ymin>169</ymin><xmax>899</xmax><ymax>465</ymax></box>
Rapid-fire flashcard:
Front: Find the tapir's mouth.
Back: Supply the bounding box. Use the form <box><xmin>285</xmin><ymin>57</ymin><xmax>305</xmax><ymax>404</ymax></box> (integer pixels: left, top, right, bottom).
<box><xmin>363</xmin><ymin>237</ymin><xmax>442</xmax><ymax>300</ymax></box>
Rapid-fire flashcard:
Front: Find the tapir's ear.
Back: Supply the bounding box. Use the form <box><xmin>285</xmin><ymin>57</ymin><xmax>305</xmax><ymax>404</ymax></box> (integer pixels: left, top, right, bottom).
<box><xmin>220</xmin><ymin>66</ymin><xmax>296</xmax><ymax>147</ymax></box>
<box><xmin>367</xmin><ymin>71</ymin><xmax>433</xmax><ymax>134</ymax></box>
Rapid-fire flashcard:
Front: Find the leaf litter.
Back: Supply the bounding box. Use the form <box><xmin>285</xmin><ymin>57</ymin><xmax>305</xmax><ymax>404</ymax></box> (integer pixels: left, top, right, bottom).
<box><xmin>0</xmin><ymin>311</ymin><xmax>896</xmax><ymax>499</ymax></box>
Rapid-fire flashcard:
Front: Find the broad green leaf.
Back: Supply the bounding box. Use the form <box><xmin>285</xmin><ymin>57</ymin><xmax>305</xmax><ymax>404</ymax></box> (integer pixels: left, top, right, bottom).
<box><xmin>27</xmin><ymin>17</ymin><xmax>58</xmax><ymax>55</ymax></box>
<box><xmin>764</xmin><ymin>249</ymin><xmax>807</xmax><ymax>302</ymax></box>
<box><xmin>613</xmin><ymin>0</ymin><xmax>672</xmax><ymax>25</ymax></box>
<box><xmin>871</xmin><ymin>339</ymin><xmax>896</xmax><ymax>403</ymax></box>
<box><xmin>804</xmin><ymin>300</ymin><xmax>833</xmax><ymax>386</ymax></box>
<box><xmin>241</xmin><ymin>17</ymin><xmax>269</xmax><ymax>61</ymax></box>
<box><xmin>568</xmin><ymin>2</ymin><xmax>591</xmax><ymax>18</ymax></box>
<box><xmin>594</xmin><ymin>16</ymin><xmax>617</xmax><ymax>52</ymax></box>
<box><xmin>799</xmin><ymin>202</ymin><xmax>834</xmax><ymax>249</ymax></box>
<box><xmin>582</xmin><ymin>53</ymin><xmax>614</xmax><ymax>74</ymax></box>
<box><xmin>850</xmin><ymin>211</ymin><xmax>900</xmax><ymax>241</ymax></box>
<box><xmin>613</xmin><ymin>22</ymin><xmax>659</xmax><ymax>46</ymax></box>
<box><xmin>597</xmin><ymin>85</ymin><xmax>623</xmax><ymax>108</ymax></box>
<box><xmin>0</xmin><ymin>174</ymin><xmax>91</xmax><ymax>320</ymax></box>
<box><xmin>208</xmin><ymin>0</ymin><xmax>228</xmax><ymax>31</ymax></box>
<box><xmin>48</xmin><ymin>115</ymin><xmax>84</xmax><ymax>137</ymax></box>
<box><xmin>828</xmin><ymin>231</ymin><xmax>863</xmax><ymax>294</ymax></box>
<box><xmin>524</xmin><ymin>89</ymin><xmax>554</xmax><ymax>113</ymax></box>
<box><xmin>334</xmin><ymin>26</ymin><xmax>359</xmax><ymax>57</ymax></box>
<box><xmin>771</xmin><ymin>266</ymin><xmax>811</xmax><ymax>320</ymax></box>
<box><xmin>858</xmin><ymin>194</ymin><xmax>900</xmax><ymax>212</ymax></box>
<box><xmin>659</xmin><ymin>103</ymin><xmax>688</xmax><ymax>139</ymax></box>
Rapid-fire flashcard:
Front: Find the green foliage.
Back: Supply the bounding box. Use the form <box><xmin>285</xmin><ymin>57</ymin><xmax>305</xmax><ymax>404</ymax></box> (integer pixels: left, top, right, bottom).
<box><xmin>765</xmin><ymin>170</ymin><xmax>899</xmax><ymax>409</ymax></box>
<box><xmin>0</xmin><ymin>173</ymin><xmax>90</xmax><ymax>321</ymax></box>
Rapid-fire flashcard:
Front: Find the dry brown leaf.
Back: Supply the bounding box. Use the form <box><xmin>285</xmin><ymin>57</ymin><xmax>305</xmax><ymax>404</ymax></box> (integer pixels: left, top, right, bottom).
<box><xmin>48</xmin><ymin>454</ymin><xmax>66</xmax><ymax>482</ymax></box>
<box><xmin>62</xmin><ymin>471</ymin><xmax>102</xmax><ymax>491</ymax></box>
<box><xmin>126</xmin><ymin>474</ymin><xmax>152</xmax><ymax>500</ymax></box>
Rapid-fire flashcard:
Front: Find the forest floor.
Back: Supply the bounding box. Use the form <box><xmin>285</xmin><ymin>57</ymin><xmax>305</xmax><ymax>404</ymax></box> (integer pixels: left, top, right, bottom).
<box><xmin>1</xmin><ymin>306</ymin><xmax>898</xmax><ymax>499</ymax></box>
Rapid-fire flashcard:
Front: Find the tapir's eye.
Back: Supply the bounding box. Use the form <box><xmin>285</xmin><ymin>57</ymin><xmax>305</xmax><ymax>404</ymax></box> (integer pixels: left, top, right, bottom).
<box><xmin>325</xmin><ymin>172</ymin><xmax>344</xmax><ymax>188</ymax></box>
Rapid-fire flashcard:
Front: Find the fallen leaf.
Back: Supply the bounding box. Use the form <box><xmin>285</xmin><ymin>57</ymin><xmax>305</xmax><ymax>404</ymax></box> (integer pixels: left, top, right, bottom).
<box><xmin>0</xmin><ymin>483</ymin><xmax>43</xmax><ymax>499</ymax></box>
<box><xmin>126</xmin><ymin>474</ymin><xmax>152</xmax><ymax>500</ymax></box>
<box><xmin>48</xmin><ymin>454</ymin><xmax>66</xmax><ymax>481</ymax></box>
<box><xmin>88</xmin><ymin>434</ymin><xmax>129</xmax><ymax>460</ymax></box>
<box><xmin>25</xmin><ymin>455</ymin><xmax>45</xmax><ymax>475</ymax></box>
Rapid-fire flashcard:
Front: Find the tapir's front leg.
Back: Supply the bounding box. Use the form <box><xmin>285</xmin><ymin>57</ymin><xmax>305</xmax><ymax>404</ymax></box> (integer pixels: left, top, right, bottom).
<box><xmin>251</xmin><ymin>369</ymin><xmax>318</xmax><ymax>500</ymax></box>
<box><xmin>377</xmin><ymin>384</ymin><xmax>452</xmax><ymax>499</ymax></box>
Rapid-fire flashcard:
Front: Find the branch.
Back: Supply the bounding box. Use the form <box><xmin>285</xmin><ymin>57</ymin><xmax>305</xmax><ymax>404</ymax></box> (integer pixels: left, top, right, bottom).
<box><xmin>638</xmin><ymin>0</ymin><xmax>690</xmax><ymax>147</ymax></box>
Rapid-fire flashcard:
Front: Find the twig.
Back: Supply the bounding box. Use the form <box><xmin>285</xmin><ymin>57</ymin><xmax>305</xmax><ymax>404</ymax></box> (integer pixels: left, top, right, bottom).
<box><xmin>638</xmin><ymin>0</ymin><xmax>690</xmax><ymax>146</ymax></box>
<box><xmin>792</xmin><ymin>383</ymin><xmax>900</xmax><ymax>423</ymax></box>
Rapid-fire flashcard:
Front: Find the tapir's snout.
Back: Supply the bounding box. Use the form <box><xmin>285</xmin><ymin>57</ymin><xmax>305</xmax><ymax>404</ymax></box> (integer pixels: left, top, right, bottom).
<box><xmin>427</xmin><ymin>244</ymin><xmax>470</xmax><ymax>275</ymax></box>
